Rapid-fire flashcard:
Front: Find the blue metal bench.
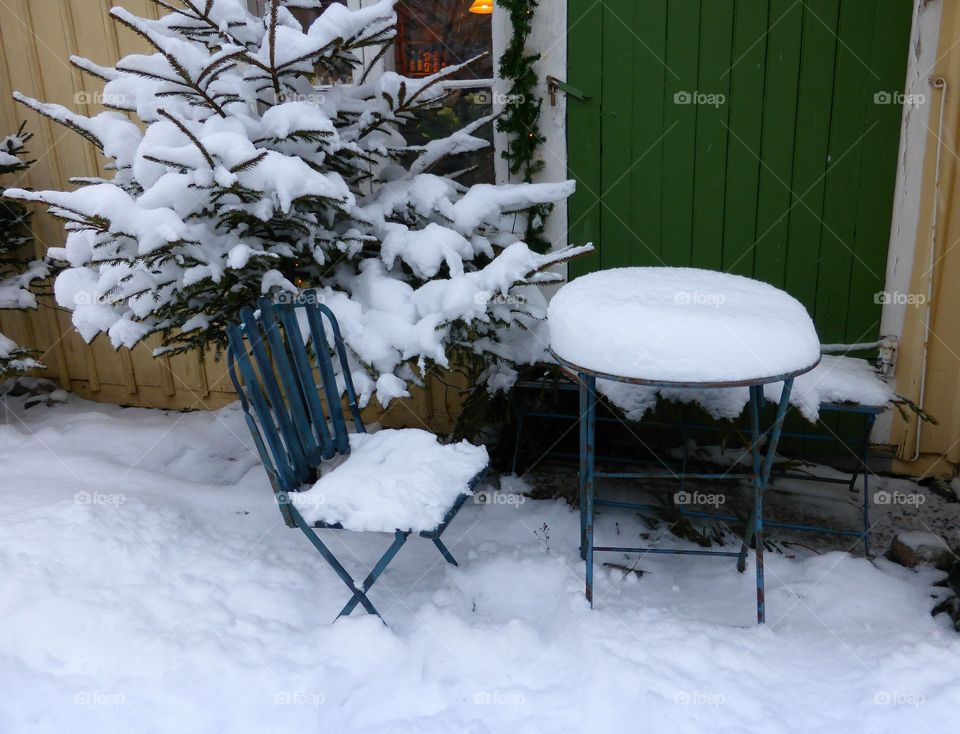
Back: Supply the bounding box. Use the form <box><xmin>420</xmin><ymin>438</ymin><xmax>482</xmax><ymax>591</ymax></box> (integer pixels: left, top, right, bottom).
<box><xmin>226</xmin><ymin>294</ymin><xmax>488</xmax><ymax>622</ymax></box>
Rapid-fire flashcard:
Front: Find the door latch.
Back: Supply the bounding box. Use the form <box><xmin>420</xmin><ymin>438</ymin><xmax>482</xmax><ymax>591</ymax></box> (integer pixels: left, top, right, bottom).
<box><xmin>546</xmin><ymin>76</ymin><xmax>591</xmax><ymax>106</ymax></box>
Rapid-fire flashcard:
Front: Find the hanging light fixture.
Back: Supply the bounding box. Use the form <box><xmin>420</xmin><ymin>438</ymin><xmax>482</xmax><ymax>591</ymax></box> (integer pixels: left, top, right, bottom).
<box><xmin>469</xmin><ymin>0</ymin><xmax>494</xmax><ymax>14</ymax></box>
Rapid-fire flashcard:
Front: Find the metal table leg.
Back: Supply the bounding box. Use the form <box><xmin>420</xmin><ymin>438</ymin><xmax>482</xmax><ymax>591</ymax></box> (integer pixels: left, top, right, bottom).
<box><xmin>576</xmin><ymin>368</ymin><xmax>796</xmax><ymax>624</ymax></box>
<box><xmin>861</xmin><ymin>412</ymin><xmax>876</xmax><ymax>557</ymax></box>
<box><xmin>580</xmin><ymin>373</ymin><xmax>597</xmax><ymax>605</ymax></box>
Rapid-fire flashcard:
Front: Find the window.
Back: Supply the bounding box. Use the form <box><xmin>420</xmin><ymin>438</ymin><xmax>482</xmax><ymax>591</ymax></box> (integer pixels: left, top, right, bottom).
<box><xmin>249</xmin><ymin>0</ymin><xmax>497</xmax><ymax>185</ymax></box>
<box><xmin>393</xmin><ymin>1</ymin><xmax>495</xmax><ymax>185</ymax></box>
<box><xmin>393</xmin><ymin>1</ymin><xmax>493</xmax><ymax>80</ymax></box>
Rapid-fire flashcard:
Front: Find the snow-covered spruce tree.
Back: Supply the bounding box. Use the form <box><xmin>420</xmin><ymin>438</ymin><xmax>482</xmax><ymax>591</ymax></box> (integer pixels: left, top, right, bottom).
<box><xmin>6</xmin><ymin>0</ymin><xmax>587</xmax><ymax>407</ymax></box>
<box><xmin>0</xmin><ymin>124</ymin><xmax>48</xmax><ymax>374</ymax></box>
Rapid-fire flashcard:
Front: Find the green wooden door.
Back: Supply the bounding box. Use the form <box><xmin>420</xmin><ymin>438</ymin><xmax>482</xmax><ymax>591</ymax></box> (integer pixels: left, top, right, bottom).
<box><xmin>567</xmin><ymin>0</ymin><xmax>913</xmax><ymax>344</ymax></box>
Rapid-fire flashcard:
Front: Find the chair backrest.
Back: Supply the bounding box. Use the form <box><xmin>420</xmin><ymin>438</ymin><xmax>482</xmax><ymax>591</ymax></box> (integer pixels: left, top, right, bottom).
<box><xmin>227</xmin><ymin>293</ymin><xmax>366</xmax><ymax>496</ymax></box>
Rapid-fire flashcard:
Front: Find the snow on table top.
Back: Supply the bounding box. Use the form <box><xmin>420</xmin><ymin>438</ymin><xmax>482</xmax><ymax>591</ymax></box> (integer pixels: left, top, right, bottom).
<box><xmin>548</xmin><ymin>267</ymin><xmax>821</xmax><ymax>384</ymax></box>
<box><xmin>292</xmin><ymin>428</ymin><xmax>488</xmax><ymax>533</ymax></box>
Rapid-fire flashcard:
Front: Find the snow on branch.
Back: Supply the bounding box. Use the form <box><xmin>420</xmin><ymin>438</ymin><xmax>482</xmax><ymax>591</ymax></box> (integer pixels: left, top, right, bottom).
<box><xmin>12</xmin><ymin>0</ymin><xmax>588</xmax><ymax>405</ymax></box>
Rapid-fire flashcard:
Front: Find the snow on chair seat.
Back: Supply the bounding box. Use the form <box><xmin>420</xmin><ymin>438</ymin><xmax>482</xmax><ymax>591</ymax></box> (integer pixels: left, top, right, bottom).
<box><xmin>226</xmin><ymin>294</ymin><xmax>489</xmax><ymax>622</ymax></box>
<box><xmin>591</xmin><ymin>353</ymin><xmax>896</xmax><ymax>424</ymax></box>
<box><xmin>292</xmin><ymin>428</ymin><xmax>488</xmax><ymax>533</ymax></box>
<box><xmin>774</xmin><ymin>354</ymin><xmax>896</xmax><ymax>421</ymax></box>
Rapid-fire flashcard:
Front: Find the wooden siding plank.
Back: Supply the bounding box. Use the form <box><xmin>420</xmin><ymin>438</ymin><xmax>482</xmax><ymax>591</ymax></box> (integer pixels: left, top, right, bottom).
<box><xmin>659</xmin><ymin>0</ymin><xmax>701</xmax><ymax>267</ymax></box>
<box><xmin>691</xmin><ymin>0</ymin><xmax>735</xmax><ymax>271</ymax></box>
<box><xmin>814</xmin><ymin>0</ymin><xmax>877</xmax><ymax>343</ymax></box>
<box><xmin>567</xmin><ymin>0</ymin><xmax>603</xmax><ymax>278</ymax></box>
<box><xmin>845</xmin><ymin>0</ymin><xmax>914</xmax><ymax>344</ymax></box>
<box><xmin>783</xmin><ymin>0</ymin><xmax>842</xmax><ymax>314</ymax></box>
<box><xmin>753</xmin><ymin>0</ymin><xmax>805</xmax><ymax>288</ymax></box>
<box><xmin>629</xmin><ymin>0</ymin><xmax>668</xmax><ymax>266</ymax></box>
<box><xmin>721</xmin><ymin>0</ymin><xmax>769</xmax><ymax>277</ymax></box>
<box><xmin>599</xmin><ymin>0</ymin><xmax>637</xmax><ymax>270</ymax></box>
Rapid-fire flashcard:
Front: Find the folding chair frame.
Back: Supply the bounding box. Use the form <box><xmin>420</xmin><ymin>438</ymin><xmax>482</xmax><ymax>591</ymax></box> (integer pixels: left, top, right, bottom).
<box><xmin>226</xmin><ymin>294</ymin><xmax>488</xmax><ymax>623</ymax></box>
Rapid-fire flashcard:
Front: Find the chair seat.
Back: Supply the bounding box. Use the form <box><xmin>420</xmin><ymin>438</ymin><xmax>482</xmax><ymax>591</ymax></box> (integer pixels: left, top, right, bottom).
<box><xmin>290</xmin><ymin>428</ymin><xmax>489</xmax><ymax>533</ymax></box>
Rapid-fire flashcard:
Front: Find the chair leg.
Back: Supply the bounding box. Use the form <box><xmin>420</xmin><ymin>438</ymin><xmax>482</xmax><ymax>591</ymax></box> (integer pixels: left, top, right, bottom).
<box><xmin>339</xmin><ymin>530</ymin><xmax>410</xmax><ymax>618</ymax></box>
<box><xmin>294</xmin><ymin>513</ymin><xmax>380</xmax><ymax>616</ymax></box>
<box><xmin>432</xmin><ymin>538</ymin><xmax>458</xmax><ymax>566</ymax></box>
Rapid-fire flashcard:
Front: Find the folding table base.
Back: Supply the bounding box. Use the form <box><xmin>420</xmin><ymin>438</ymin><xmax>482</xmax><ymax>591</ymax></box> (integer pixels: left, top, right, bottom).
<box><xmin>578</xmin><ymin>374</ymin><xmax>795</xmax><ymax>624</ymax></box>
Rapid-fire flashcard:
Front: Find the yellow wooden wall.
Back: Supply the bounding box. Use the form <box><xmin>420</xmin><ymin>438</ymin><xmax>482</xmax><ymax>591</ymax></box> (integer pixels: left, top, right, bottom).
<box><xmin>892</xmin><ymin>2</ymin><xmax>960</xmax><ymax>478</ymax></box>
<box><xmin>0</xmin><ymin>0</ymin><xmax>232</xmax><ymax>410</ymax></box>
<box><xmin>0</xmin><ymin>0</ymin><xmax>455</xmax><ymax>429</ymax></box>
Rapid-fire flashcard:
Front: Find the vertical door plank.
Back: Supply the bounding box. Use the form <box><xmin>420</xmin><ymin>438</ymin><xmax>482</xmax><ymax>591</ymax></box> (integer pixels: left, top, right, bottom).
<box><xmin>815</xmin><ymin>0</ymin><xmax>877</xmax><ymax>343</ymax></box>
<box><xmin>567</xmin><ymin>0</ymin><xmax>603</xmax><ymax>278</ymax></box>
<box><xmin>691</xmin><ymin>0</ymin><xmax>735</xmax><ymax>271</ymax></box>
<box><xmin>659</xmin><ymin>0</ymin><xmax>701</xmax><ymax>267</ymax></box>
<box><xmin>599</xmin><ymin>0</ymin><xmax>637</xmax><ymax>270</ymax></box>
<box><xmin>783</xmin><ymin>0</ymin><xmax>841</xmax><ymax>314</ymax></box>
<box><xmin>845</xmin><ymin>0</ymin><xmax>914</xmax><ymax>344</ymax></box>
<box><xmin>629</xmin><ymin>0</ymin><xmax>668</xmax><ymax>266</ymax></box>
<box><xmin>753</xmin><ymin>0</ymin><xmax>805</xmax><ymax>288</ymax></box>
<box><xmin>721</xmin><ymin>0</ymin><xmax>769</xmax><ymax>277</ymax></box>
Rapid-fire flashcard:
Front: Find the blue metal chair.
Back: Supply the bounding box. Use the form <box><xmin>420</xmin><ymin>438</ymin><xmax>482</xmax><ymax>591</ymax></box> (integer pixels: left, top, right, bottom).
<box><xmin>226</xmin><ymin>293</ymin><xmax>488</xmax><ymax>622</ymax></box>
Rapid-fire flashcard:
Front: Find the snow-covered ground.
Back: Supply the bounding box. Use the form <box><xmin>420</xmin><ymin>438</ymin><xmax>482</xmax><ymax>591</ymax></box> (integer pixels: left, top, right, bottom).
<box><xmin>2</xmin><ymin>392</ymin><xmax>959</xmax><ymax>733</ymax></box>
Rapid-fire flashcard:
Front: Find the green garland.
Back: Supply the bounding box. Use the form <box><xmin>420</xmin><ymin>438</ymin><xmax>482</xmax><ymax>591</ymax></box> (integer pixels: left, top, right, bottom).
<box><xmin>496</xmin><ymin>0</ymin><xmax>552</xmax><ymax>254</ymax></box>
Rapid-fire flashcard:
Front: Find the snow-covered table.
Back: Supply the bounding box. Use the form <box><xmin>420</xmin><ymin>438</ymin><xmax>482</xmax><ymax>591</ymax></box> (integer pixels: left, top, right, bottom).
<box><xmin>548</xmin><ymin>267</ymin><xmax>821</xmax><ymax>624</ymax></box>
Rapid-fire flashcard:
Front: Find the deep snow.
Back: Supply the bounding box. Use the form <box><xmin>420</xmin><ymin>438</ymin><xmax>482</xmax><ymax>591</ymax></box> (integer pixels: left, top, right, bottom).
<box><xmin>2</xmin><ymin>393</ymin><xmax>959</xmax><ymax>734</ymax></box>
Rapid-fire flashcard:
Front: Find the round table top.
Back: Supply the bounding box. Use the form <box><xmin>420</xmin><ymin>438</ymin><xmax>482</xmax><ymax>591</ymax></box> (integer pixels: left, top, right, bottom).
<box><xmin>547</xmin><ymin>267</ymin><xmax>821</xmax><ymax>387</ymax></box>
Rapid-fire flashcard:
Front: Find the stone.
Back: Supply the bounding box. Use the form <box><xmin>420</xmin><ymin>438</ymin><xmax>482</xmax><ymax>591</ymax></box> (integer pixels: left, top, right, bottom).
<box><xmin>889</xmin><ymin>531</ymin><xmax>956</xmax><ymax>571</ymax></box>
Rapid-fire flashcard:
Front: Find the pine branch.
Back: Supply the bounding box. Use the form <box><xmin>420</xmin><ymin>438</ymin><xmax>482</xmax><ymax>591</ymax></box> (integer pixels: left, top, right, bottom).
<box><xmin>156</xmin><ymin>109</ymin><xmax>215</xmax><ymax>169</ymax></box>
<box><xmin>12</xmin><ymin>93</ymin><xmax>104</xmax><ymax>151</ymax></box>
<box><xmin>110</xmin><ymin>7</ymin><xmax>228</xmax><ymax>118</ymax></box>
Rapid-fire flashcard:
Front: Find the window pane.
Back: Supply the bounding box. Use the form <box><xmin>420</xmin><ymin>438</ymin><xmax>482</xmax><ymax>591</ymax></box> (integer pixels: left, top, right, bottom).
<box><xmin>395</xmin><ymin>1</ymin><xmax>494</xmax><ymax>80</ymax></box>
<box><xmin>404</xmin><ymin>88</ymin><xmax>495</xmax><ymax>186</ymax></box>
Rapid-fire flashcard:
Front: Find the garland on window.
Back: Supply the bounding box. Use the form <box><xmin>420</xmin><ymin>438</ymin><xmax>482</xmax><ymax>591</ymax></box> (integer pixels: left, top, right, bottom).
<box><xmin>496</xmin><ymin>0</ymin><xmax>551</xmax><ymax>254</ymax></box>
